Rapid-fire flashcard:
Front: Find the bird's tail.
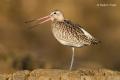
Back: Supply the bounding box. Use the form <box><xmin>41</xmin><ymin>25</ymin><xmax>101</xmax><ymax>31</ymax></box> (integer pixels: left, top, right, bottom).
<box><xmin>91</xmin><ymin>38</ymin><xmax>101</xmax><ymax>45</ymax></box>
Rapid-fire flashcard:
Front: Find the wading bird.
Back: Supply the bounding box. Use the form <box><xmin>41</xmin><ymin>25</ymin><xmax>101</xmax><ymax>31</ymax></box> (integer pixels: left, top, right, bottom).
<box><xmin>25</xmin><ymin>10</ymin><xmax>100</xmax><ymax>70</ymax></box>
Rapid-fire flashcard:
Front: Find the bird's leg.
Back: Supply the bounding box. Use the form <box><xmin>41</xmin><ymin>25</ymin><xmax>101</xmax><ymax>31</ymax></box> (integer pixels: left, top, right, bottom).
<box><xmin>70</xmin><ymin>47</ymin><xmax>75</xmax><ymax>70</ymax></box>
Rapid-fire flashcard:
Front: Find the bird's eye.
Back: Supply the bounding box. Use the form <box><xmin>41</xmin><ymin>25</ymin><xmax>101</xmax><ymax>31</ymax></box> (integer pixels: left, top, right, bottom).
<box><xmin>54</xmin><ymin>12</ymin><xmax>56</xmax><ymax>14</ymax></box>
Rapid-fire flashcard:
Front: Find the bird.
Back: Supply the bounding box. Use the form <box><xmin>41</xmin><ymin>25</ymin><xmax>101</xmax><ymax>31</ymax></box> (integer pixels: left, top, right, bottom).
<box><xmin>25</xmin><ymin>10</ymin><xmax>100</xmax><ymax>70</ymax></box>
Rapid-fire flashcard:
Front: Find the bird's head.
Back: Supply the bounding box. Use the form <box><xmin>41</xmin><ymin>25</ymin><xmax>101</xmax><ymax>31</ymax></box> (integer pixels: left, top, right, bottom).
<box><xmin>25</xmin><ymin>10</ymin><xmax>64</xmax><ymax>24</ymax></box>
<box><xmin>50</xmin><ymin>10</ymin><xmax>64</xmax><ymax>21</ymax></box>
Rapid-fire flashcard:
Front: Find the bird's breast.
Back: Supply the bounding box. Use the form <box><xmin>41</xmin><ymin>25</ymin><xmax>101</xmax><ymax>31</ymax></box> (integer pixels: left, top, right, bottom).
<box><xmin>51</xmin><ymin>21</ymin><xmax>70</xmax><ymax>40</ymax></box>
<box><xmin>51</xmin><ymin>21</ymin><xmax>83</xmax><ymax>47</ymax></box>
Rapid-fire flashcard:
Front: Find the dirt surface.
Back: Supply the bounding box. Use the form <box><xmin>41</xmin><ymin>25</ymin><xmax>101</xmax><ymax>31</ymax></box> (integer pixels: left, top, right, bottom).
<box><xmin>0</xmin><ymin>68</ymin><xmax>120</xmax><ymax>80</ymax></box>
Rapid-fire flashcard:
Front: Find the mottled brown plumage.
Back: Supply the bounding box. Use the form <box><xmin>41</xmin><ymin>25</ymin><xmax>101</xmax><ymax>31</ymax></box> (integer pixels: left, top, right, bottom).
<box><xmin>52</xmin><ymin>20</ymin><xmax>99</xmax><ymax>47</ymax></box>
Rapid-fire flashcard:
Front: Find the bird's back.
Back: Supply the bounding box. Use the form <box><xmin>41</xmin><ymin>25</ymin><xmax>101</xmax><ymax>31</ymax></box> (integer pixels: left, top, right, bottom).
<box><xmin>51</xmin><ymin>20</ymin><xmax>99</xmax><ymax>47</ymax></box>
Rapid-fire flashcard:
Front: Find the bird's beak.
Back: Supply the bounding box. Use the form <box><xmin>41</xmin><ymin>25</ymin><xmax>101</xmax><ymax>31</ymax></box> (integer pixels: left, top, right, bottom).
<box><xmin>36</xmin><ymin>15</ymin><xmax>51</xmax><ymax>24</ymax></box>
<box><xmin>25</xmin><ymin>15</ymin><xmax>51</xmax><ymax>24</ymax></box>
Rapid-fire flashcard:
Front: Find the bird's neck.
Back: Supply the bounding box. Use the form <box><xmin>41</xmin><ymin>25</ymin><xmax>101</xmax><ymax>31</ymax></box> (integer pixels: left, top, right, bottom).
<box><xmin>53</xmin><ymin>19</ymin><xmax>65</xmax><ymax>22</ymax></box>
<box><xmin>51</xmin><ymin>20</ymin><xmax>65</xmax><ymax>27</ymax></box>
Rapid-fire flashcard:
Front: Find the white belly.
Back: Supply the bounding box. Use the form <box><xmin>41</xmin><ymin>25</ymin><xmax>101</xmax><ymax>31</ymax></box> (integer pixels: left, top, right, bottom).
<box><xmin>56</xmin><ymin>38</ymin><xmax>84</xmax><ymax>47</ymax></box>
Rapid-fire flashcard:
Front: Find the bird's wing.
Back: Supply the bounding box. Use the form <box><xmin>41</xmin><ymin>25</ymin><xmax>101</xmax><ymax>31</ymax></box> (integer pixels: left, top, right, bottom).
<box><xmin>79</xmin><ymin>27</ymin><xmax>93</xmax><ymax>39</ymax></box>
<box><xmin>64</xmin><ymin>20</ymin><xmax>84</xmax><ymax>34</ymax></box>
<box><xmin>64</xmin><ymin>20</ymin><xmax>95</xmax><ymax>44</ymax></box>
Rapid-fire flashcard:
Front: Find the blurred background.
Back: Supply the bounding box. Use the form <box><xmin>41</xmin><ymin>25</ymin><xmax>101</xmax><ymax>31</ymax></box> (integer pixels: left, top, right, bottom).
<box><xmin>0</xmin><ymin>0</ymin><xmax>120</xmax><ymax>73</ymax></box>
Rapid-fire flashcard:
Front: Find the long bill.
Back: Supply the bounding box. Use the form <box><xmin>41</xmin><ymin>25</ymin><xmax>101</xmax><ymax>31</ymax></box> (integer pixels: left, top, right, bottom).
<box><xmin>39</xmin><ymin>17</ymin><xmax>51</xmax><ymax>24</ymax></box>
<box><xmin>25</xmin><ymin>15</ymin><xmax>51</xmax><ymax>29</ymax></box>
<box><xmin>25</xmin><ymin>15</ymin><xmax>51</xmax><ymax>24</ymax></box>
